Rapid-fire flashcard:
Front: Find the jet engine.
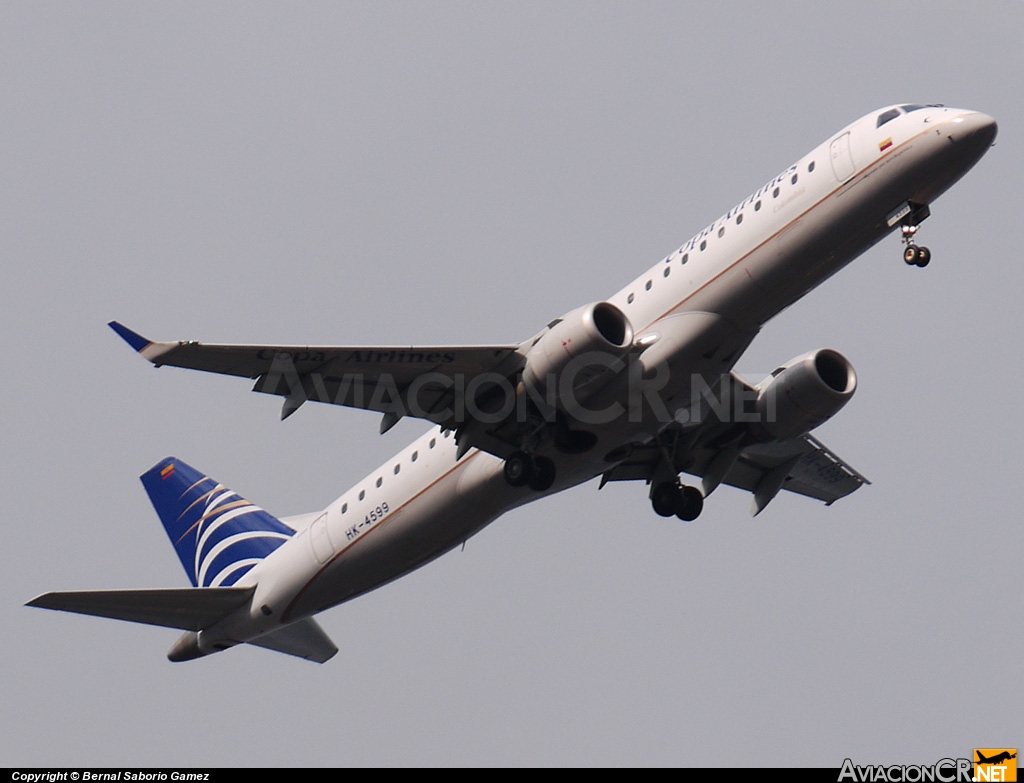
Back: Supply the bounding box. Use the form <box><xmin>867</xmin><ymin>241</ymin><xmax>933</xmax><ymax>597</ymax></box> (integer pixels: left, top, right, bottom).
<box><xmin>755</xmin><ymin>348</ymin><xmax>856</xmax><ymax>441</ymax></box>
<box><xmin>521</xmin><ymin>301</ymin><xmax>634</xmax><ymax>413</ymax></box>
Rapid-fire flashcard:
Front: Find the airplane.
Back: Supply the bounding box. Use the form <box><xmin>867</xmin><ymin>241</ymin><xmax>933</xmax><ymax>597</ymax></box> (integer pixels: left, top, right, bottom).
<box><xmin>976</xmin><ymin>752</ymin><xmax>1016</xmax><ymax>766</ymax></box>
<box><xmin>28</xmin><ymin>103</ymin><xmax>997</xmax><ymax>663</ymax></box>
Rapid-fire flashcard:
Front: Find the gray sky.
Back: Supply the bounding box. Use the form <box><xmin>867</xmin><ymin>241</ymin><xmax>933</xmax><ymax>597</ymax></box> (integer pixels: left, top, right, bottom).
<box><xmin>2</xmin><ymin>1</ymin><xmax>1020</xmax><ymax>767</ymax></box>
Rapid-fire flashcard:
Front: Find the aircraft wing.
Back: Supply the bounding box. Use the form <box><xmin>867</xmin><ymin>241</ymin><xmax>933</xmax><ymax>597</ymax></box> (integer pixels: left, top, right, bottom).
<box><xmin>109</xmin><ymin>321</ymin><xmax>522</xmax><ymax>428</ymax></box>
<box><xmin>713</xmin><ymin>433</ymin><xmax>869</xmax><ymax>510</ymax></box>
<box><xmin>600</xmin><ymin>373</ymin><xmax>869</xmax><ymax>514</ymax></box>
<box><xmin>602</xmin><ymin>431</ymin><xmax>868</xmax><ymax>513</ymax></box>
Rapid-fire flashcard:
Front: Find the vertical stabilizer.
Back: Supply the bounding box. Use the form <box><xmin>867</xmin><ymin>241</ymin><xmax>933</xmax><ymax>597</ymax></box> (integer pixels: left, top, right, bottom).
<box><xmin>140</xmin><ymin>458</ymin><xmax>295</xmax><ymax>587</ymax></box>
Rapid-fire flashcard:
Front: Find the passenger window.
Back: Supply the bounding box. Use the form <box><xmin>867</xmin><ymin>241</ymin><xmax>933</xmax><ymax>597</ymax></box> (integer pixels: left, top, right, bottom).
<box><xmin>681</xmin><ymin>253</ymin><xmax>688</xmax><ymax>264</ymax></box>
<box><xmin>808</xmin><ymin>161</ymin><xmax>815</xmax><ymax>172</ymax></box>
<box><xmin>876</xmin><ymin>108</ymin><xmax>900</xmax><ymax>127</ymax></box>
<box><xmin>736</xmin><ymin>214</ymin><xmax>743</xmax><ymax>225</ymax></box>
<box><xmin>645</xmin><ymin>280</ymin><xmax>652</xmax><ymax>291</ymax></box>
<box><xmin>627</xmin><ymin>292</ymin><xmax>635</xmax><ymax>304</ymax></box>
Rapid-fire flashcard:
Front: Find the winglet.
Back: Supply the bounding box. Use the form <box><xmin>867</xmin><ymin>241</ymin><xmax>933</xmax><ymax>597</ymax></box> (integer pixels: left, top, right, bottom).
<box><xmin>108</xmin><ymin>321</ymin><xmax>181</xmax><ymax>365</ymax></box>
<box><xmin>108</xmin><ymin>321</ymin><xmax>153</xmax><ymax>353</ymax></box>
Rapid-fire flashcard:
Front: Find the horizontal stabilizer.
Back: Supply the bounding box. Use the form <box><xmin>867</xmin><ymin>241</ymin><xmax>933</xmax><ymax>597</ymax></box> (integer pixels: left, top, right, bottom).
<box><xmin>247</xmin><ymin>617</ymin><xmax>338</xmax><ymax>663</ymax></box>
<box><xmin>26</xmin><ymin>586</ymin><xmax>255</xmax><ymax>631</ymax></box>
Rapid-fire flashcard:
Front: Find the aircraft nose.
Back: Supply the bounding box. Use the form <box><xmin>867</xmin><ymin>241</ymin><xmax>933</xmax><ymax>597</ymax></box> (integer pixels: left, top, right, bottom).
<box><xmin>958</xmin><ymin>111</ymin><xmax>998</xmax><ymax>148</ymax></box>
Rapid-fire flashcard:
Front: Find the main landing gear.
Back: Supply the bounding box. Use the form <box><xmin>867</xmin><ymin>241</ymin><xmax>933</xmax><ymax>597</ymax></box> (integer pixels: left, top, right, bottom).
<box><xmin>503</xmin><ymin>451</ymin><xmax>556</xmax><ymax>492</ymax></box>
<box><xmin>651</xmin><ymin>480</ymin><xmax>704</xmax><ymax>522</ymax></box>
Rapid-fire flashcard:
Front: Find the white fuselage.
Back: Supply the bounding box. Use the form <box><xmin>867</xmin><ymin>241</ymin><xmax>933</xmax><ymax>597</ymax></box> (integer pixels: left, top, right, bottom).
<box><xmin>199</xmin><ymin>105</ymin><xmax>996</xmax><ymax>652</ymax></box>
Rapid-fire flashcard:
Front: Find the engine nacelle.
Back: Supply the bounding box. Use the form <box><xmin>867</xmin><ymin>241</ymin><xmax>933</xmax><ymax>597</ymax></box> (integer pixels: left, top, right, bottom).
<box><xmin>522</xmin><ymin>301</ymin><xmax>634</xmax><ymax>413</ymax></box>
<box><xmin>755</xmin><ymin>348</ymin><xmax>856</xmax><ymax>441</ymax></box>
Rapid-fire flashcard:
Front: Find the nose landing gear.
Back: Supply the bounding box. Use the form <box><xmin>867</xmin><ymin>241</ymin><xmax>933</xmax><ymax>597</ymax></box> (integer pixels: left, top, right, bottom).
<box><xmin>894</xmin><ymin>203</ymin><xmax>932</xmax><ymax>267</ymax></box>
<box><xmin>902</xmin><ymin>226</ymin><xmax>931</xmax><ymax>267</ymax></box>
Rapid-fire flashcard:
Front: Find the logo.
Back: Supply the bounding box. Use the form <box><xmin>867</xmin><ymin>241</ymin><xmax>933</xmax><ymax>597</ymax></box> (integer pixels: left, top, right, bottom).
<box><xmin>839</xmin><ymin>758</ymin><xmax>972</xmax><ymax>782</ymax></box>
<box><xmin>974</xmin><ymin>750</ymin><xmax>1017</xmax><ymax>782</ymax></box>
<box><xmin>183</xmin><ymin>483</ymin><xmax>292</xmax><ymax>587</ymax></box>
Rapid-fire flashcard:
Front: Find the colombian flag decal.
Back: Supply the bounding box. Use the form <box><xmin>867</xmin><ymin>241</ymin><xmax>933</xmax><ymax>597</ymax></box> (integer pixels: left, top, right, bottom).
<box><xmin>879</xmin><ymin>137</ymin><xmax>893</xmax><ymax>152</ymax></box>
<box><xmin>161</xmin><ymin>464</ymin><xmax>175</xmax><ymax>480</ymax></box>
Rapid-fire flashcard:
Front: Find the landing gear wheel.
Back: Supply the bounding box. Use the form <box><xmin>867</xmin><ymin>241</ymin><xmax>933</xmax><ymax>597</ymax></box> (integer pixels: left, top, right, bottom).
<box><xmin>651</xmin><ymin>481</ymin><xmax>681</xmax><ymax>517</ymax></box>
<box><xmin>503</xmin><ymin>452</ymin><xmax>534</xmax><ymax>487</ymax></box>
<box><xmin>898</xmin><ymin>206</ymin><xmax>931</xmax><ymax>267</ymax></box>
<box><xmin>528</xmin><ymin>456</ymin><xmax>556</xmax><ymax>492</ymax></box>
<box><xmin>904</xmin><ymin>244</ymin><xmax>931</xmax><ymax>267</ymax></box>
<box><xmin>676</xmin><ymin>486</ymin><xmax>704</xmax><ymax>522</ymax></box>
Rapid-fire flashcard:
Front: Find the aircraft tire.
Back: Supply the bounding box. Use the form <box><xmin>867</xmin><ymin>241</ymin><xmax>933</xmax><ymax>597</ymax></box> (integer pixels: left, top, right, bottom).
<box><xmin>504</xmin><ymin>452</ymin><xmax>534</xmax><ymax>487</ymax></box>
<box><xmin>915</xmin><ymin>246</ymin><xmax>931</xmax><ymax>267</ymax></box>
<box><xmin>528</xmin><ymin>456</ymin><xmax>556</xmax><ymax>492</ymax></box>
<box><xmin>676</xmin><ymin>486</ymin><xmax>704</xmax><ymax>522</ymax></box>
<box><xmin>651</xmin><ymin>481</ymin><xmax>681</xmax><ymax>517</ymax></box>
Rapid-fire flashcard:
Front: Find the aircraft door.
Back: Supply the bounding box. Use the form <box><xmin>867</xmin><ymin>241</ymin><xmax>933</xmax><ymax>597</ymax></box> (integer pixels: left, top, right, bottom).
<box><xmin>829</xmin><ymin>132</ymin><xmax>856</xmax><ymax>183</ymax></box>
<box><xmin>310</xmin><ymin>512</ymin><xmax>335</xmax><ymax>564</ymax></box>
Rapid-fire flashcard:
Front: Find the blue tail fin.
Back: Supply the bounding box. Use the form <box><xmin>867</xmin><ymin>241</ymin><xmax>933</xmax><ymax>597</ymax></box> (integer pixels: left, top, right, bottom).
<box><xmin>140</xmin><ymin>458</ymin><xmax>295</xmax><ymax>588</ymax></box>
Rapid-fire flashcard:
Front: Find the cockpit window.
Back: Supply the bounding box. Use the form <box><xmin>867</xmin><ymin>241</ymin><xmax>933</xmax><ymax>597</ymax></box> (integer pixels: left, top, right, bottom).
<box><xmin>900</xmin><ymin>104</ymin><xmax>926</xmax><ymax>113</ymax></box>
<box><xmin>876</xmin><ymin>108</ymin><xmax>901</xmax><ymax>128</ymax></box>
